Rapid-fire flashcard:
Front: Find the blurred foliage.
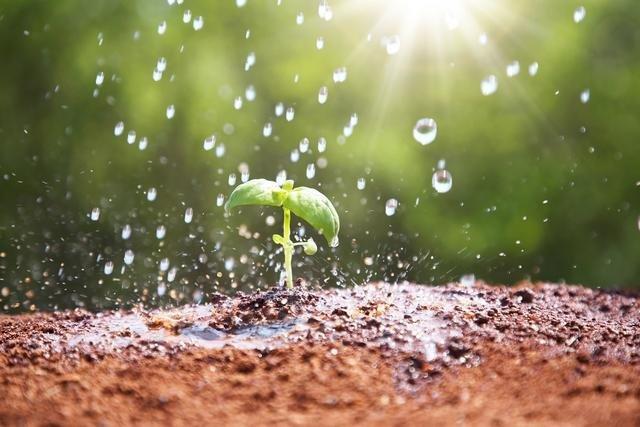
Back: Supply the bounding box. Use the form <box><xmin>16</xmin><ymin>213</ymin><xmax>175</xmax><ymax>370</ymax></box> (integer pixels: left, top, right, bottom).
<box><xmin>0</xmin><ymin>0</ymin><xmax>639</xmax><ymax>312</ymax></box>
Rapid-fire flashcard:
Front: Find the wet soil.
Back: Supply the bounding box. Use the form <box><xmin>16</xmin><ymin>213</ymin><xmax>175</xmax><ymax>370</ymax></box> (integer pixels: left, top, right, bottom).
<box><xmin>1</xmin><ymin>281</ymin><xmax>639</xmax><ymax>426</ymax></box>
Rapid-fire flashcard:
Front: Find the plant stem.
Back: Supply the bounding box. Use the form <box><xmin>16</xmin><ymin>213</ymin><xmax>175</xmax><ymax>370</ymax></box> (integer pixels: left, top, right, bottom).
<box><xmin>282</xmin><ymin>207</ymin><xmax>293</xmax><ymax>288</ymax></box>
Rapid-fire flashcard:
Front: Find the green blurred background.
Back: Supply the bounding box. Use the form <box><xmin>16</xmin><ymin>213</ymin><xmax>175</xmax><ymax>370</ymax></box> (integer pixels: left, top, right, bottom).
<box><xmin>0</xmin><ymin>0</ymin><xmax>639</xmax><ymax>312</ymax></box>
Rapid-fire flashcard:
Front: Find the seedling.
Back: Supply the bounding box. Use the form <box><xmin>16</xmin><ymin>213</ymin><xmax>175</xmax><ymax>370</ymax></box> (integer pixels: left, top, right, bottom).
<box><xmin>225</xmin><ymin>179</ymin><xmax>339</xmax><ymax>288</ymax></box>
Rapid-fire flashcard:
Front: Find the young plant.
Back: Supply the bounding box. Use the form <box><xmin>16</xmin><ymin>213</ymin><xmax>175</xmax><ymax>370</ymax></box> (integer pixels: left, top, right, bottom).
<box><xmin>225</xmin><ymin>179</ymin><xmax>339</xmax><ymax>288</ymax></box>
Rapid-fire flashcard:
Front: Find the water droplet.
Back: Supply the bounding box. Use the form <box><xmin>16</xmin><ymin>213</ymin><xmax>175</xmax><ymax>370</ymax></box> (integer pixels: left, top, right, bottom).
<box><xmin>124</xmin><ymin>250</ymin><xmax>135</xmax><ymax>265</ymax></box>
<box><xmin>263</xmin><ymin>122</ymin><xmax>273</xmax><ymax>137</ymax></box>
<box><xmin>316</xmin><ymin>37</ymin><xmax>324</xmax><ymax>50</ymax></box>
<box><xmin>245</xmin><ymin>52</ymin><xmax>256</xmax><ymax>71</ymax></box>
<box><xmin>528</xmin><ymin>62</ymin><xmax>539</xmax><ymax>76</ymax></box>
<box><xmin>156</xmin><ymin>225</ymin><xmax>166</xmax><ymax>239</ymax></box>
<box><xmin>104</xmin><ymin>261</ymin><xmax>114</xmax><ymax>275</ymax></box>
<box><xmin>152</xmin><ymin>69</ymin><xmax>163</xmax><ymax>82</ymax></box>
<box><xmin>193</xmin><ymin>16</ymin><xmax>204</xmax><ymax>31</ymax></box>
<box><xmin>147</xmin><ymin>187</ymin><xmax>157</xmax><ymax>201</ymax></box>
<box><xmin>266</xmin><ymin>215</ymin><xmax>275</xmax><ymax>226</ymax></box>
<box><xmin>332</xmin><ymin>67</ymin><xmax>347</xmax><ymax>83</ymax></box>
<box><xmin>90</xmin><ymin>207</ymin><xmax>100</xmax><ymax>221</ymax></box>
<box><xmin>121</xmin><ymin>224</ymin><xmax>132</xmax><ymax>240</ymax></box>
<box><xmin>580</xmin><ymin>89</ymin><xmax>590</xmax><ymax>104</ymax></box>
<box><xmin>114</xmin><ymin>121</ymin><xmax>124</xmax><ymax>136</ymax></box>
<box><xmin>285</xmin><ymin>107</ymin><xmax>295</xmax><ymax>122</ymax></box>
<box><xmin>573</xmin><ymin>6</ymin><xmax>586</xmax><ymax>23</ymax></box>
<box><xmin>127</xmin><ymin>130</ymin><xmax>136</xmax><ymax>145</ymax></box>
<box><xmin>95</xmin><ymin>72</ymin><xmax>105</xmax><ymax>86</ymax></box>
<box><xmin>290</xmin><ymin>149</ymin><xmax>300</xmax><ymax>163</ymax></box>
<box><xmin>216</xmin><ymin>194</ymin><xmax>225</xmax><ymax>207</ymax></box>
<box><xmin>299</xmin><ymin>138</ymin><xmax>309</xmax><ymax>153</ymax></box>
<box><xmin>160</xmin><ymin>258</ymin><xmax>170</xmax><ymax>272</ymax></box>
<box><xmin>236</xmin><ymin>0</ymin><xmax>247</xmax><ymax>7</ymax></box>
<box><xmin>506</xmin><ymin>60</ymin><xmax>520</xmax><ymax>77</ymax></box>
<box><xmin>275</xmin><ymin>102</ymin><xmax>284</xmax><ymax>116</ymax></box>
<box><xmin>228</xmin><ymin>173</ymin><xmax>237</xmax><ymax>186</ymax></box>
<box><xmin>478</xmin><ymin>33</ymin><xmax>488</xmax><ymax>45</ymax></box>
<box><xmin>318</xmin><ymin>86</ymin><xmax>328</xmax><ymax>104</ymax></box>
<box><xmin>203</xmin><ymin>135</ymin><xmax>216</xmax><ymax>151</ymax></box>
<box><xmin>183</xmin><ymin>10</ymin><xmax>192</xmax><ymax>23</ymax></box>
<box><xmin>384</xmin><ymin>35</ymin><xmax>401</xmax><ymax>55</ymax></box>
<box><xmin>156</xmin><ymin>57</ymin><xmax>167</xmax><ymax>72</ymax></box>
<box><xmin>385</xmin><ymin>199</ymin><xmax>398</xmax><ymax>216</ymax></box>
<box><xmin>357</xmin><ymin>177</ymin><xmax>366</xmax><ymax>190</ymax></box>
<box><xmin>158</xmin><ymin>20</ymin><xmax>167</xmax><ymax>35</ymax></box>
<box><xmin>432</xmin><ymin>169</ymin><xmax>453</xmax><ymax>193</ymax></box>
<box><xmin>167</xmin><ymin>267</ymin><xmax>177</xmax><ymax>282</ymax></box>
<box><xmin>233</xmin><ymin>96</ymin><xmax>243</xmax><ymax>110</ymax></box>
<box><xmin>296</xmin><ymin>12</ymin><xmax>304</xmax><ymax>25</ymax></box>
<box><xmin>413</xmin><ymin>118</ymin><xmax>437</xmax><ymax>145</ymax></box>
<box><xmin>166</xmin><ymin>104</ymin><xmax>175</xmax><ymax>119</ymax></box>
<box><xmin>138</xmin><ymin>137</ymin><xmax>148</xmax><ymax>151</ymax></box>
<box><xmin>157</xmin><ymin>283</ymin><xmax>166</xmax><ymax>296</ymax></box>
<box><xmin>306</xmin><ymin>163</ymin><xmax>316</xmax><ymax>179</ymax></box>
<box><xmin>245</xmin><ymin>85</ymin><xmax>256</xmax><ymax>101</ymax></box>
<box><xmin>215</xmin><ymin>143</ymin><xmax>226</xmax><ymax>158</ymax></box>
<box><xmin>184</xmin><ymin>207</ymin><xmax>193</xmax><ymax>224</ymax></box>
<box><xmin>317</xmin><ymin>137</ymin><xmax>327</xmax><ymax>153</ymax></box>
<box><xmin>481</xmin><ymin>75</ymin><xmax>498</xmax><ymax>96</ymax></box>
<box><xmin>276</xmin><ymin>170</ymin><xmax>287</xmax><ymax>186</ymax></box>
<box><xmin>343</xmin><ymin>125</ymin><xmax>353</xmax><ymax>137</ymax></box>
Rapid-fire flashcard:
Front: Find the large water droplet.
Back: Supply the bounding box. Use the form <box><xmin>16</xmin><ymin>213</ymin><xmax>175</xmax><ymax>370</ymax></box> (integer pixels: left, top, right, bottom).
<box><xmin>318</xmin><ymin>86</ymin><xmax>328</xmax><ymax>104</ymax></box>
<box><xmin>127</xmin><ymin>130</ymin><xmax>136</xmax><ymax>145</ymax></box>
<box><xmin>528</xmin><ymin>62</ymin><xmax>539</xmax><ymax>76</ymax></box>
<box><xmin>357</xmin><ymin>177</ymin><xmax>366</xmax><ymax>190</ymax></box>
<box><xmin>245</xmin><ymin>85</ymin><xmax>256</xmax><ymax>101</ymax></box>
<box><xmin>432</xmin><ymin>169</ymin><xmax>453</xmax><ymax>193</ymax></box>
<box><xmin>160</xmin><ymin>258</ymin><xmax>170</xmax><ymax>272</ymax></box>
<box><xmin>285</xmin><ymin>107</ymin><xmax>295</xmax><ymax>121</ymax></box>
<box><xmin>166</xmin><ymin>104</ymin><xmax>175</xmax><ymax>119</ymax></box>
<box><xmin>104</xmin><ymin>261</ymin><xmax>114</xmax><ymax>275</ymax></box>
<box><xmin>306</xmin><ymin>163</ymin><xmax>316</xmax><ymax>179</ymax></box>
<box><xmin>216</xmin><ymin>194</ymin><xmax>225</xmax><ymax>207</ymax></box>
<box><xmin>332</xmin><ymin>67</ymin><xmax>347</xmax><ymax>83</ymax></box>
<box><xmin>245</xmin><ymin>52</ymin><xmax>256</xmax><ymax>71</ymax></box>
<box><xmin>124</xmin><ymin>249</ymin><xmax>135</xmax><ymax>265</ymax></box>
<box><xmin>114</xmin><ymin>121</ymin><xmax>124</xmax><ymax>136</ymax></box>
<box><xmin>296</xmin><ymin>12</ymin><xmax>304</xmax><ymax>25</ymax></box>
<box><xmin>299</xmin><ymin>138</ymin><xmax>309</xmax><ymax>153</ymax></box>
<box><xmin>275</xmin><ymin>102</ymin><xmax>284</xmax><ymax>117</ymax></box>
<box><xmin>385</xmin><ymin>35</ymin><xmax>401</xmax><ymax>55</ymax></box>
<box><xmin>158</xmin><ymin>20</ymin><xmax>167</xmax><ymax>35</ymax></box>
<box><xmin>263</xmin><ymin>122</ymin><xmax>273</xmax><ymax>137</ymax></box>
<box><xmin>147</xmin><ymin>187</ymin><xmax>157</xmax><ymax>201</ymax></box>
<box><xmin>156</xmin><ymin>225</ymin><xmax>166</xmax><ymax>239</ymax></box>
<box><xmin>121</xmin><ymin>224</ymin><xmax>132</xmax><ymax>240</ymax></box>
<box><xmin>203</xmin><ymin>135</ymin><xmax>216</xmax><ymax>151</ymax></box>
<box><xmin>316</xmin><ymin>37</ymin><xmax>324</xmax><ymax>50</ymax></box>
<box><xmin>157</xmin><ymin>57</ymin><xmax>167</xmax><ymax>72</ymax></box>
<box><xmin>573</xmin><ymin>6</ymin><xmax>586</xmax><ymax>23</ymax></box>
<box><xmin>138</xmin><ymin>137</ymin><xmax>148</xmax><ymax>151</ymax></box>
<box><xmin>317</xmin><ymin>137</ymin><xmax>327</xmax><ymax>153</ymax></box>
<box><xmin>580</xmin><ymin>89</ymin><xmax>590</xmax><ymax>104</ymax></box>
<box><xmin>481</xmin><ymin>75</ymin><xmax>498</xmax><ymax>96</ymax></box>
<box><xmin>385</xmin><ymin>199</ymin><xmax>398</xmax><ymax>216</ymax></box>
<box><xmin>184</xmin><ymin>208</ymin><xmax>193</xmax><ymax>224</ymax></box>
<box><xmin>90</xmin><ymin>207</ymin><xmax>100</xmax><ymax>221</ymax></box>
<box><xmin>193</xmin><ymin>16</ymin><xmax>204</xmax><ymax>31</ymax></box>
<box><xmin>183</xmin><ymin>10</ymin><xmax>192</xmax><ymax>23</ymax></box>
<box><xmin>413</xmin><ymin>118</ymin><xmax>437</xmax><ymax>145</ymax></box>
<box><xmin>95</xmin><ymin>72</ymin><xmax>105</xmax><ymax>86</ymax></box>
<box><xmin>506</xmin><ymin>60</ymin><xmax>520</xmax><ymax>77</ymax></box>
<box><xmin>233</xmin><ymin>96</ymin><xmax>243</xmax><ymax>110</ymax></box>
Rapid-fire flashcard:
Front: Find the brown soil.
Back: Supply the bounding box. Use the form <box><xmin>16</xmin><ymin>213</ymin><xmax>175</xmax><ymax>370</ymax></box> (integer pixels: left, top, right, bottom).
<box><xmin>1</xmin><ymin>282</ymin><xmax>639</xmax><ymax>426</ymax></box>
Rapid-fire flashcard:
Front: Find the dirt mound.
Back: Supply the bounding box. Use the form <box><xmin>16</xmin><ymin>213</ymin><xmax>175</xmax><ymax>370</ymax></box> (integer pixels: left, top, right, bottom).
<box><xmin>1</xmin><ymin>282</ymin><xmax>639</xmax><ymax>426</ymax></box>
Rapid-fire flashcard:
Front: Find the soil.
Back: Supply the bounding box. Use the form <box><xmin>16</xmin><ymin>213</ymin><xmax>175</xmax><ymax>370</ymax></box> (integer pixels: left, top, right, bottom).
<box><xmin>1</xmin><ymin>281</ymin><xmax>639</xmax><ymax>426</ymax></box>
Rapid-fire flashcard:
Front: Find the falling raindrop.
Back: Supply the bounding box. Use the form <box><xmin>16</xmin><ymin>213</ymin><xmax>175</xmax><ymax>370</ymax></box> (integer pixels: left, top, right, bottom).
<box><xmin>528</xmin><ymin>62</ymin><xmax>539</xmax><ymax>76</ymax></box>
<box><xmin>216</xmin><ymin>194</ymin><xmax>225</xmax><ymax>207</ymax></box>
<box><xmin>160</xmin><ymin>258</ymin><xmax>170</xmax><ymax>272</ymax></box>
<box><xmin>127</xmin><ymin>130</ymin><xmax>136</xmax><ymax>145</ymax></box>
<box><xmin>183</xmin><ymin>10</ymin><xmax>192</xmax><ymax>24</ymax></box>
<box><xmin>385</xmin><ymin>35</ymin><xmax>401</xmax><ymax>55</ymax></box>
<box><xmin>152</xmin><ymin>69</ymin><xmax>163</xmax><ymax>81</ymax></box>
<box><xmin>184</xmin><ymin>208</ymin><xmax>193</xmax><ymax>224</ymax></box>
<box><xmin>158</xmin><ymin>21</ymin><xmax>167</xmax><ymax>35</ymax></box>
<box><xmin>263</xmin><ymin>122</ymin><xmax>273</xmax><ymax>137</ymax></box>
<box><xmin>167</xmin><ymin>267</ymin><xmax>177</xmax><ymax>282</ymax></box>
<box><xmin>228</xmin><ymin>173</ymin><xmax>237</xmax><ymax>186</ymax></box>
<box><xmin>245</xmin><ymin>85</ymin><xmax>256</xmax><ymax>101</ymax></box>
<box><xmin>290</xmin><ymin>149</ymin><xmax>300</xmax><ymax>163</ymax></box>
<box><xmin>275</xmin><ymin>102</ymin><xmax>284</xmax><ymax>116</ymax></box>
<box><xmin>432</xmin><ymin>169</ymin><xmax>453</xmax><ymax>193</ymax></box>
<box><xmin>357</xmin><ymin>177</ymin><xmax>366</xmax><ymax>190</ymax></box>
<box><xmin>215</xmin><ymin>143</ymin><xmax>225</xmax><ymax>158</ymax></box>
<box><xmin>317</xmin><ymin>137</ymin><xmax>327</xmax><ymax>153</ymax></box>
<box><xmin>413</xmin><ymin>118</ymin><xmax>437</xmax><ymax>146</ymax></box>
<box><xmin>478</xmin><ymin>33</ymin><xmax>488</xmax><ymax>45</ymax></box>
<box><xmin>203</xmin><ymin>135</ymin><xmax>216</xmax><ymax>151</ymax></box>
<box><xmin>95</xmin><ymin>72</ymin><xmax>105</xmax><ymax>86</ymax></box>
<box><xmin>233</xmin><ymin>96</ymin><xmax>243</xmax><ymax>110</ymax></box>
<box><xmin>138</xmin><ymin>137</ymin><xmax>148</xmax><ymax>151</ymax></box>
<box><xmin>385</xmin><ymin>199</ymin><xmax>398</xmax><ymax>216</ymax></box>
<box><xmin>506</xmin><ymin>61</ymin><xmax>520</xmax><ymax>77</ymax></box>
<box><xmin>156</xmin><ymin>225</ymin><xmax>166</xmax><ymax>239</ymax></box>
<box><xmin>299</xmin><ymin>138</ymin><xmax>309</xmax><ymax>153</ymax></box>
<box><xmin>147</xmin><ymin>187</ymin><xmax>157</xmax><ymax>201</ymax></box>
<box><xmin>481</xmin><ymin>75</ymin><xmax>498</xmax><ymax>96</ymax></box>
<box><xmin>121</xmin><ymin>224</ymin><xmax>132</xmax><ymax>240</ymax></box>
<box><xmin>124</xmin><ymin>249</ymin><xmax>135</xmax><ymax>265</ymax></box>
<box><xmin>104</xmin><ymin>261</ymin><xmax>114</xmax><ymax>275</ymax></box>
<box><xmin>236</xmin><ymin>0</ymin><xmax>247</xmax><ymax>7</ymax></box>
<box><xmin>90</xmin><ymin>207</ymin><xmax>100</xmax><ymax>221</ymax></box>
<box><xmin>316</xmin><ymin>37</ymin><xmax>324</xmax><ymax>50</ymax></box>
<box><xmin>166</xmin><ymin>104</ymin><xmax>175</xmax><ymax>119</ymax></box>
<box><xmin>276</xmin><ymin>170</ymin><xmax>287</xmax><ymax>185</ymax></box>
<box><xmin>318</xmin><ymin>86</ymin><xmax>328</xmax><ymax>104</ymax></box>
<box><xmin>573</xmin><ymin>6</ymin><xmax>586</xmax><ymax>23</ymax></box>
<box><xmin>114</xmin><ymin>121</ymin><xmax>124</xmax><ymax>136</ymax></box>
<box><xmin>245</xmin><ymin>52</ymin><xmax>256</xmax><ymax>71</ymax></box>
<box><xmin>306</xmin><ymin>163</ymin><xmax>316</xmax><ymax>179</ymax></box>
<box><xmin>580</xmin><ymin>89</ymin><xmax>590</xmax><ymax>104</ymax></box>
<box><xmin>285</xmin><ymin>107</ymin><xmax>295</xmax><ymax>121</ymax></box>
<box><xmin>296</xmin><ymin>12</ymin><xmax>304</xmax><ymax>25</ymax></box>
<box><xmin>193</xmin><ymin>16</ymin><xmax>204</xmax><ymax>31</ymax></box>
<box><xmin>332</xmin><ymin>67</ymin><xmax>347</xmax><ymax>83</ymax></box>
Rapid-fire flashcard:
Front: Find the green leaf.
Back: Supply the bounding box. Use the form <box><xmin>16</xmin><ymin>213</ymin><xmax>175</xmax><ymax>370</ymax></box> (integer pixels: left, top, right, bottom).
<box><xmin>225</xmin><ymin>179</ymin><xmax>284</xmax><ymax>213</ymax></box>
<box><xmin>283</xmin><ymin>187</ymin><xmax>340</xmax><ymax>247</ymax></box>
